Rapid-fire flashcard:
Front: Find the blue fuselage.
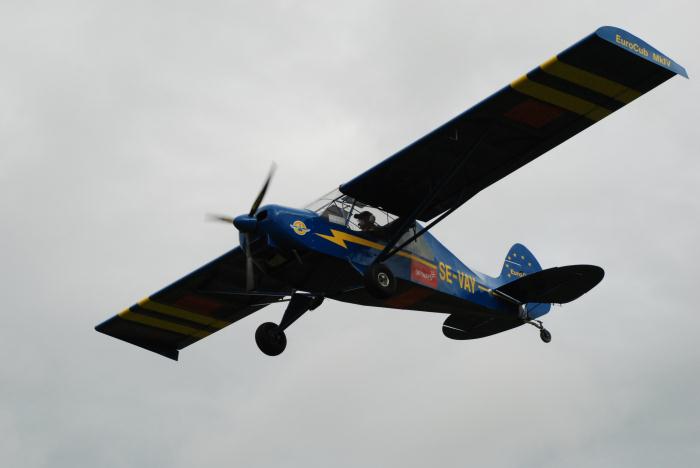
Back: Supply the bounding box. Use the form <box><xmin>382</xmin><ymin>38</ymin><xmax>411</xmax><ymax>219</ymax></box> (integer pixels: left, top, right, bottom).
<box><xmin>246</xmin><ymin>204</ymin><xmax>550</xmax><ymax>321</ymax></box>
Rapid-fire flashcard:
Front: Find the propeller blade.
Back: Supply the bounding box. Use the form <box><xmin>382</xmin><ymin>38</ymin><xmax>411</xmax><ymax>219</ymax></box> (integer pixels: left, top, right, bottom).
<box><xmin>209</xmin><ymin>162</ymin><xmax>275</xmax><ymax>291</ymax></box>
<box><xmin>248</xmin><ymin>162</ymin><xmax>276</xmax><ymax>217</ymax></box>
<box><xmin>206</xmin><ymin>214</ymin><xmax>235</xmax><ymax>224</ymax></box>
<box><xmin>245</xmin><ymin>233</ymin><xmax>255</xmax><ymax>291</ymax></box>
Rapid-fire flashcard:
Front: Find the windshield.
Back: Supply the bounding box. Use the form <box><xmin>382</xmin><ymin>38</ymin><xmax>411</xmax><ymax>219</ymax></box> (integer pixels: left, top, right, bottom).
<box><xmin>305</xmin><ymin>188</ymin><xmax>398</xmax><ymax>232</ymax></box>
<box><xmin>304</xmin><ymin>188</ymin><xmax>432</xmax><ymax>258</ymax></box>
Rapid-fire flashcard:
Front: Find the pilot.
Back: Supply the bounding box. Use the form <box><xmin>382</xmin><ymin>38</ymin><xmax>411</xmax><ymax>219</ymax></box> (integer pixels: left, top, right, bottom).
<box><xmin>354</xmin><ymin>211</ymin><xmax>377</xmax><ymax>232</ymax></box>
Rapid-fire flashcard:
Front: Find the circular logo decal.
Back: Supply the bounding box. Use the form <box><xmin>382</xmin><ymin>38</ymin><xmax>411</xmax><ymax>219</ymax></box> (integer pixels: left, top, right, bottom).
<box><xmin>290</xmin><ymin>220</ymin><xmax>310</xmax><ymax>235</ymax></box>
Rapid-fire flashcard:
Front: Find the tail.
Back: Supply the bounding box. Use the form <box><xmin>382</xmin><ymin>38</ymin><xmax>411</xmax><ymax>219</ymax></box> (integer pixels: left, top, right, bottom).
<box><xmin>497</xmin><ymin>243</ymin><xmax>549</xmax><ymax>319</ymax></box>
<box><xmin>498</xmin><ymin>243</ymin><xmax>543</xmax><ymax>283</ymax></box>
<box><xmin>494</xmin><ymin>243</ymin><xmax>604</xmax><ymax>319</ymax></box>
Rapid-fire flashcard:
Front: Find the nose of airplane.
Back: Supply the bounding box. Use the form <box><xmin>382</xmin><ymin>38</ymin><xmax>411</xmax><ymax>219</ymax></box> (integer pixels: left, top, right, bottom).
<box><xmin>233</xmin><ymin>214</ymin><xmax>257</xmax><ymax>233</ymax></box>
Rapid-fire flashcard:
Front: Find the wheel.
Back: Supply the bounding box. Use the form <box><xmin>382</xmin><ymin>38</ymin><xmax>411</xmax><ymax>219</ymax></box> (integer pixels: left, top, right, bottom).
<box><xmin>364</xmin><ymin>263</ymin><xmax>397</xmax><ymax>299</ymax></box>
<box><xmin>255</xmin><ymin>322</ymin><xmax>287</xmax><ymax>356</ymax></box>
<box><xmin>540</xmin><ymin>328</ymin><xmax>552</xmax><ymax>343</ymax></box>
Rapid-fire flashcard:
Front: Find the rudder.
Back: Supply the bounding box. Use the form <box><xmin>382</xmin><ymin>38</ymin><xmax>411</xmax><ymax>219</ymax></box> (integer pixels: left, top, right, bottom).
<box><xmin>497</xmin><ymin>243</ymin><xmax>551</xmax><ymax>319</ymax></box>
<box><xmin>499</xmin><ymin>243</ymin><xmax>542</xmax><ymax>282</ymax></box>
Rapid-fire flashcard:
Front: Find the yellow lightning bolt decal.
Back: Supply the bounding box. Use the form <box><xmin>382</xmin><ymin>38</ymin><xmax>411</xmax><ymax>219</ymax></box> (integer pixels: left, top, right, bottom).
<box><xmin>316</xmin><ymin>229</ymin><xmax>383</xmax><ymax>250</ymax></box>
<box><xmin>316</xmin><ymin>229</ymin><xmax>436</xmax><ymax>269</ymax></box>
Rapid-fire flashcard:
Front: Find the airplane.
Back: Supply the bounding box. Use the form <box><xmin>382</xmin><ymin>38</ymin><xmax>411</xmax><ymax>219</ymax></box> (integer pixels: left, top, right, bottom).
<box><xmin>96</xmin><ymin>26</ymin><xmax>687</xmax><ymax>360</ymax></box>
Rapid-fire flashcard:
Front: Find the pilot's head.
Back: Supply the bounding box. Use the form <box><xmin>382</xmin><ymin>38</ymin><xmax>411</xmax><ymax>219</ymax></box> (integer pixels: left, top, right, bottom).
<box><xmin>354</xmin><ymin>211</ymin><xmax>376</xmax><ymax>231</ymax></box>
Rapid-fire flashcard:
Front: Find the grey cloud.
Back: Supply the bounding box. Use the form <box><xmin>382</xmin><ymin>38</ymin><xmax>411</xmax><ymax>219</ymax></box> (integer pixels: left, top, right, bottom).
<box><xmin>1</xmin><ymin>1</ymin><xmax>699</xmax><ymax>467</ymax></box>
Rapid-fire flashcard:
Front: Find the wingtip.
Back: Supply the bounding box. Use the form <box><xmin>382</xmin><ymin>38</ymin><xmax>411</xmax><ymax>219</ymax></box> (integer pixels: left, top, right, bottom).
<box><xmin>595</xmin><ymin>26</ymin><xmax>688</xmax><ymax>79</ymax></box>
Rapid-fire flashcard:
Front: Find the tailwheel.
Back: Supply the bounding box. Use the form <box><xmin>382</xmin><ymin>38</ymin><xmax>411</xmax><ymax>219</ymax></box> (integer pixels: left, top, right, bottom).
<box><xmin>255</xmin><ymin>322</ymin><xmax>287</xmax><ymax>356</ymax></box>
<box><xmin>527</xmin><ymin>319</ymin><xmax>552</xmax><ymax>344</ymax></box>
<box><xmin>364</xmin><ymin>263</ymin><xmax>397</xmax><ymax>299</ymax></box>
<box><xmin>539</xmin><ymin>328</ymin><xmax>552</xmax><ymax>343</ymax></box>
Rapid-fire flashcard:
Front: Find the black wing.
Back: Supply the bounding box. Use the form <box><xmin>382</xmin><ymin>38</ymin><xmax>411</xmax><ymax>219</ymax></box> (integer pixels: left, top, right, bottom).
<box><xmin>340</xmin><ymin>26</ymin><xmax>687</xmax><ymax>221</ymax></box>
<box><xmin>95</xmin><ymin>248</ymin><xmax>291</xmax><ymax>360</ymax></box>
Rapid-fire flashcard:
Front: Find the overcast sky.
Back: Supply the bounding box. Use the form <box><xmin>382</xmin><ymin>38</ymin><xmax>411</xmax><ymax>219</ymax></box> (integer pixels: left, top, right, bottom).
<box><xmin>1</xmin><ymin>1</ymin><xmax>699</xmax><ymax>467</ymax></box>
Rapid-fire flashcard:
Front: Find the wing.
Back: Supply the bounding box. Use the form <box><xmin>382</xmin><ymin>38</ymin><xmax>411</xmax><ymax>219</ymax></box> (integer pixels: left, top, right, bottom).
<box><xmin>340</xmin><ymin>26</ymin><xmax>688</xmax><ymax>221</ymax></box>
<box><xmin>95</xmin><ymin>247</ymin><xmax>291</xmax><ymax>360</ymax></box>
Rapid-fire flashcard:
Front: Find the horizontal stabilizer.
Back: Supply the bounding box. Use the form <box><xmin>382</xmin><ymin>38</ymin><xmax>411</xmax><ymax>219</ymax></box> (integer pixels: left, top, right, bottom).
<box><xmin>495</xmin><ymin>265</ymin><xmax>604</xmax><ymax>304</ymax></box>
<box><xmin>443</xmin><ymin>315</ymin><xmax>520</xmax><ymax>340</ymax></box>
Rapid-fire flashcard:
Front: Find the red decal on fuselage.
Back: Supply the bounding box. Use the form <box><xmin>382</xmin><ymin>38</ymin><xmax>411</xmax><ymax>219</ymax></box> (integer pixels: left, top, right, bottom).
<box><xmin>411</xmin><ymin>260</ymin><xmax>438</xmax><ymax>288</ymax></box>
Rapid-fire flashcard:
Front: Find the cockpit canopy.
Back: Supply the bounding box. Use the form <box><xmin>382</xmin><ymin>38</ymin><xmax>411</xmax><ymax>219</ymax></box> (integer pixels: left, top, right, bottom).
<box><xmin>305</xmin><ymin>188</ymin><xmax>398</xmax><ymax>232</ymax></box>
<box><xmin>305</xmin><ymin>188</ymin><xmax>435</xmax><ymax>260</ymax></box>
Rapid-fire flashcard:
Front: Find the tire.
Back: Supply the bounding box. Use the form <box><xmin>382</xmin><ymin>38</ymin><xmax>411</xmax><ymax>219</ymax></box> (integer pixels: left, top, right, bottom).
<box><xmin>540</xmin><ymin>328</ymin><xmax>552</xmax><ymax>343</ymax></box>
<box><xmin>364</xmin><ymin>263</ymin><xmax>397</xmax><ymax>299</ymax></box>
<box><xmin>255</xmin><ymin>322</ymin><xmax>287</xmax><ymax>356</ymax></box>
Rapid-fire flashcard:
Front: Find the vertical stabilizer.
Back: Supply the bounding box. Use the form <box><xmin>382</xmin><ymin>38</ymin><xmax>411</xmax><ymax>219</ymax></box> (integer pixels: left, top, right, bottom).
<box><xmin>498</xmin><ymin>243</ymin><xmax>550</xmax><ymax>318</ymax></box>
<box><xmin>499</xmin><ymin>243</ymin><xmax>542</xmax><ymax>283</ymax></box>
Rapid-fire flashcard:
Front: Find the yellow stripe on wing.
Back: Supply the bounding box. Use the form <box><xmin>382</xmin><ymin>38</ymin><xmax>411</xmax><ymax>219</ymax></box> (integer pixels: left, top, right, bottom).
<box><xmin>511</xmin><ymin>75</ymin><xmax>611</xmax><ymax>121</ymax></box>
<box><xmin>119</xmin><ymin>308</ymin><xmax>212</xmax><ymax>339</ymax></box>
<box><xmin>138</xmin><ymin>298</ymin><xmax>230</xmax><ymax>329</ymax></box>
<box><xmin>540</xmin><ymin>56</ymin><xmax>641</xmax><ymax>104</ymax></box>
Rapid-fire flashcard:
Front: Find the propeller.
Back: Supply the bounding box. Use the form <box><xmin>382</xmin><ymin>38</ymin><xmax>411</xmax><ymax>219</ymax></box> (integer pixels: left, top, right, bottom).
<box><xmin>248</xmin><ymin>162</ymin><xmax>276</xmax><ymax>216</ymax></box>
<box><xmin>206</xmin><ymin>214</ymin><xmax>235</xmax><ymax>224</ymax></box>
<box><xmin>207</xmin><ymin>163</ymin><xmax>276</xmax><ymax>291</ymax></box>
<box><xmin>244</xmin><ymin>233</ymin><xmax>254</xmax><ymax>291</ymax></box>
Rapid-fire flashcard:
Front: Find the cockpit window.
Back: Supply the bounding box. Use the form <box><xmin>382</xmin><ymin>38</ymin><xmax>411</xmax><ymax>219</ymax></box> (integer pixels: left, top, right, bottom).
<box><xmin>345</xmin><ymin>201</ymin><xmax>397</xmax><ymax>232</ymax></box>
<box><xmin>305</xmin><ymin>188</ymin><xmax>398</xmax><ymax>231</ymax></box>
<box><xmin>305</xmin><ymin>188</ymin><xmax>431</xmax><ymax>258</ymax></box>
<box><xmin>305</xmin><ymin>189</ymin><xmax>353</xmax><ymax>226</ymax></box>
<box><xmin>304</xmin><ymin>188</ymin><xmax>344</xmax><ymax>214</ymax></box>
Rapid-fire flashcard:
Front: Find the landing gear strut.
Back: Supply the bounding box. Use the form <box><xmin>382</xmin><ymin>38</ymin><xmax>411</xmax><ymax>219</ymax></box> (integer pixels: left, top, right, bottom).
<box><xmin>519</xmin><ymin>304</ymin><xmax>551</xmax><ymax>343</ymax></box>
<box><xmin>255</xmin><ymin>294</ymin><xmax>319</xmax><ymax>356</ymax></box>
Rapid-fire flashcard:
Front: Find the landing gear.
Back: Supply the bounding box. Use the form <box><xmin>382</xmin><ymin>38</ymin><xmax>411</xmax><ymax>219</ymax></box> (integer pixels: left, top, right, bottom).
<box><xmin>520</xmin><ymin>304</ymin><xmax>552</xmax><ymax>344</ymax></box>
<box><xmin>255</xmin><ymin>322</ymin><xmax>287</xmax><ymax>356</ymax></box>
<box><xmin>526</xmin><ymin>319</ymin><xmax>552</xmax><ymax>344</ymax></box>
<box><xmin>254</xmin><ymin>293</ymin><xmax>319</xmax><ymax>356</ymax></box>
<box><xmin>308</xmin><ymin>296</ymin><xmax>324</xmax><ymax>310</ymax></box>
<box><xmin>364</xmin><ymin>263</ymin><xmax>396</xmax><ymax>298</ymax></box>
<box><xmin>539</xmin><ymin>328</ymin><xmax>552</xmax><ymax>343</ymax></box>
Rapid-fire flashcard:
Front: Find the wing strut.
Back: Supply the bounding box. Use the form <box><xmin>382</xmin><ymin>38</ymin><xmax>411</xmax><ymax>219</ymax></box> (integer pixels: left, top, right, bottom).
<box><xmin>374</xmin><ymin>129</ymin><xmax>490</xmax><ymax>264</ymax></box>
